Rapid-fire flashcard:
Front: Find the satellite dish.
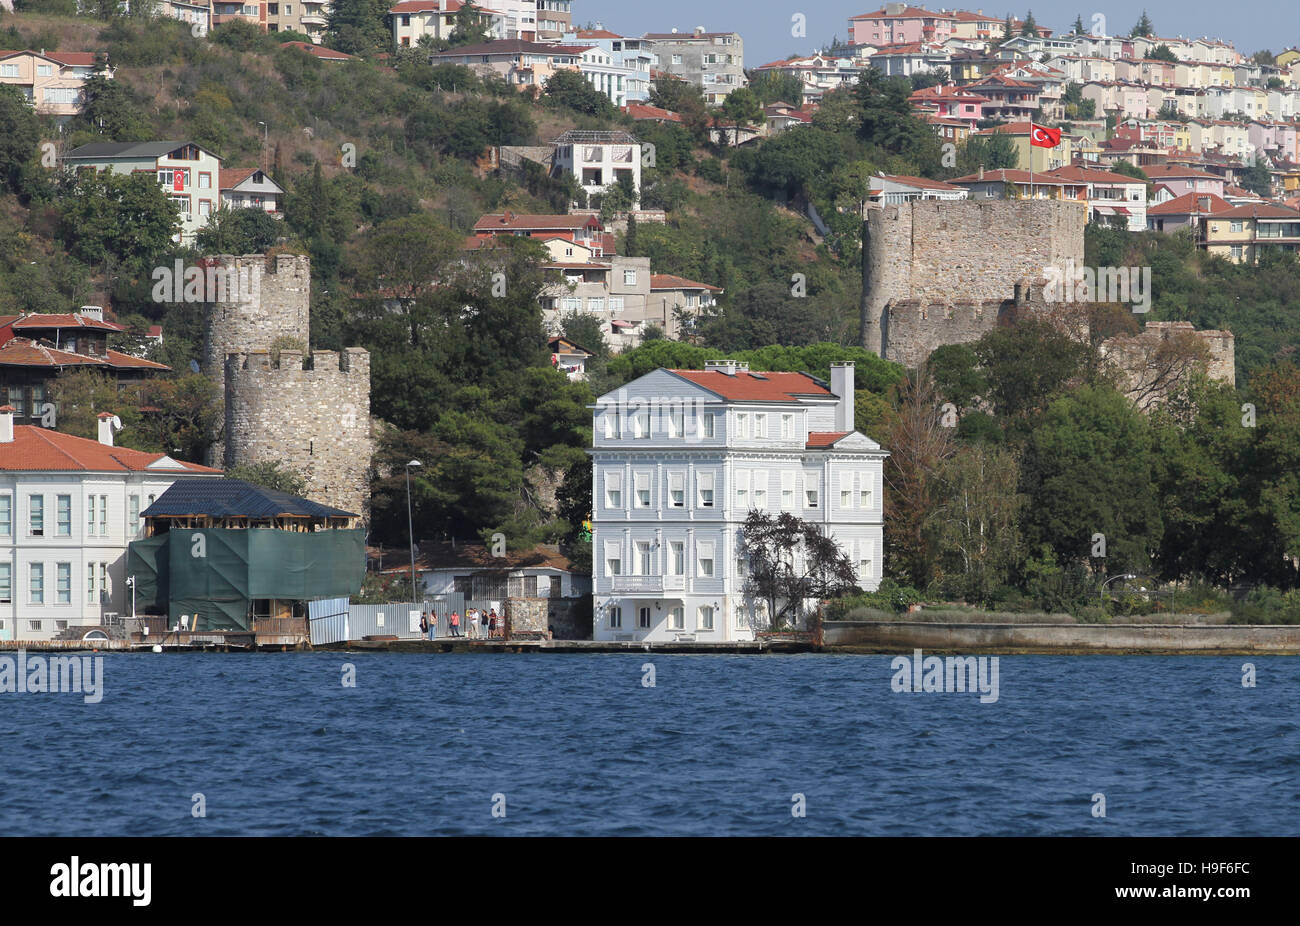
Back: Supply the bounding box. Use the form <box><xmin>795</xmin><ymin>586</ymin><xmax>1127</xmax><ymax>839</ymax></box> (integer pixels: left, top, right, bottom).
<box><xmin>190</xmin><ymin>360</ymin><xmax>201</xmax><ymax>373</ymax></box>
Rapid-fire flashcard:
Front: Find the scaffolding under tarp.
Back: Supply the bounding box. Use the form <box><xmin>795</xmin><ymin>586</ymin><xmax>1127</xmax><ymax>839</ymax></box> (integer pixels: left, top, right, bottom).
<box><xmin>127</xmin><ymin>527</ymin><xmax>366</xmax><ymax>631</ymax></box>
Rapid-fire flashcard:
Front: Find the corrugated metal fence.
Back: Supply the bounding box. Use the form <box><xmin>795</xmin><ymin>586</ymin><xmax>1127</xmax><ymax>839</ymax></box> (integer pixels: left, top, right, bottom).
<box><xmin>308</xmin><ymin>595</ymin><xmax>469</xmax><ymax>645</ymax></box>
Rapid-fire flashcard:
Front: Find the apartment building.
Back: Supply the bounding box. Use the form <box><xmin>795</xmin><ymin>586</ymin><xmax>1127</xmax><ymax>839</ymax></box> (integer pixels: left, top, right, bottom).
<box><xmin>564</xmin><ymin>28</ymin><xmax>654</xmax><ymax>103</ymax></box>
<box><xmin>1200</xmin><ymin>202</ymin><xmax>1300</xmax><ymax>263</ymax></box>
<box><xmin>643</xmin><ymin>28</ymin><xmax>745</xmax><ymax>106</ymax></box>
<box><xmin>0</xmin><ymin>50</ymin><xmax>112</xmax><ymax>121</ymax></box>
<box><xmin>0</xmin><ymin>409</ymin><xmax>220</xmax><ymax>642</ymax></box>
<box><xmin>389</xmin><ymin>1</ymin><xmax>501</xmax><ymax>48</ymax></box>
<box><xmin>753</xmin><ymin>54</ymin><xmax>866</xmax><ymax>104</ymax></box>
<box><xmin>61</xmin><ymin>141</ymin><xmax>223</xmax><ymax>242</ymax></box>
<box><xmin>590</xmin><ymin>360</ymin><xmax>886</xmax><ymax>643</ymax></box>
<box><xmin>533</xmin><ymin>0</ymin><xmax>572</xmax><ymax>40</ymax></box>
<box><xmin>1044</xmin><ymin>165</ymin><xmax>1148</xmax><ymax>231</ymax></box>
<box><xmin>429</xmin><ymin>39</ymin><xmax>587</xmax><ymax>90</ymax></box>
<box><xmin>848</xmin><ymin>5</ymin><xmax>955</xmax><ymax>47</ymax></box>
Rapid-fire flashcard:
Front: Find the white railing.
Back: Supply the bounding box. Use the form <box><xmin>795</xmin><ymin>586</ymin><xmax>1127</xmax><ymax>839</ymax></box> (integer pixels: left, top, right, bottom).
<box><xmin>611</xmin><ymin>575</ymin><xmax>663</xmax><ymax>593</ymax></box>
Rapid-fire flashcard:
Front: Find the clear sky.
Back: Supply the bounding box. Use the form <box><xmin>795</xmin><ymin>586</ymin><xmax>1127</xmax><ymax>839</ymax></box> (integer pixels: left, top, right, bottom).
<box><xmin>575</xmin><ymin>2</ymin><xmax>1286</xmax><ymax>69</ymax></box>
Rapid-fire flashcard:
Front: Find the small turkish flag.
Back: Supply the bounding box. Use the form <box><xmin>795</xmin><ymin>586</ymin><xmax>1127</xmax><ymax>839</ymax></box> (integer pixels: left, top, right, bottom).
<box><xmin>1030</xmin><ymin>124</ymin><xmax>1061</xmax><ymax>148</ymax></box>
<box><xmin>173</xmin><ymin>170</ymin><xmax>185</xmax><ymax>191</ymax></box>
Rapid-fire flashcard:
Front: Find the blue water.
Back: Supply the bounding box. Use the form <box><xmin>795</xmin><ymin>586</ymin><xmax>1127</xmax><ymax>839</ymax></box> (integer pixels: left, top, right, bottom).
<box><xmin>1</xmin><ymin>653</ymin><xmax>1296</xmax><ymax>836</ymax></box>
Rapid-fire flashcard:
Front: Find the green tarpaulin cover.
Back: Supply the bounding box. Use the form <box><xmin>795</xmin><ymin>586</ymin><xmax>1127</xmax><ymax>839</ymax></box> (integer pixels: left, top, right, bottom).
<box><xmin>126</xmin><ymin>528</ymin><xmax>365</xmax><ymax>631</ymax></box>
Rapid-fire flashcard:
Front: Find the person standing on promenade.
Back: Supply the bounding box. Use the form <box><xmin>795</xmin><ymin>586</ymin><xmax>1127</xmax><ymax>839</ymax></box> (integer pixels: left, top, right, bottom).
<box><xmin>419</xmin><ymin>611</ymin><xmax>429</xmax><ymax>640</ymax></box>
<box><xmin>450</xmin><ymin>610</ymin><xmax>461</xmax><ymax>637</ymax></box>
<box><xmin>466</xmin><ymin>607</ymin><xmax>478</xmax><ymax>640</ymax></box>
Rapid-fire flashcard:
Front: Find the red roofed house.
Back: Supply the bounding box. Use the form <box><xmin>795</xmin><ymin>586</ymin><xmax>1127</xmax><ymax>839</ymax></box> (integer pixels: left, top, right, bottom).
<box><xmin>1044</xmin><ymin>164</ymin><xmax>1149</xmax><ymax>230</ymax></box>
<box><xmin>219</xmin><ymin>167</ymin><xmax>286</xmax><ymax>216</ymax></box>
<box><xmin>869</xmin><ymin>173</ymin><xmax>968</xmax><ymax>205</ymax></box>
<box><xmin>0</xmin><ymin>49</ymin><xmax>114</xmax><ymax>121</ymax></box>
<box><xmin>1146</xmin><ymin>191</ymin><xmax>1233</xmax><ymax>233</ymax></box>
<box><xmin>0</xmin><ymin>405</ymin><xmax>220</xmax><ymax>642</ymax></box>
<box><xmin>908</xmin><ymin>83</ymin><xmax>988</xmax><ymax>127</ymax></box>
<box><xmin>472</xmin><ymin>211</ymin><xmax>610</xmax><ymax>255</ymax></box>
<box><xmin>1201</xmin><ymin>202</ymin><xmax>1300</xmax><ymax>263</ymax></box>
<box><xmin>278</xmin><ymin>42</ymin><xmax>356</xmax><ymax>62</ymax></box>
<box><xmin>591</xmin><ymin>359</ymin><xmax>886</xmax><ymax>642</ymax></box>
<box><xmin>388</xmin><ymin>1</ymin><xmax>503</xmax><ymax>48</ymax></box>
<box><xmin>0</xmin><ymin>310</ymin><xmax>169</xmax><ymax>428</ymax></box>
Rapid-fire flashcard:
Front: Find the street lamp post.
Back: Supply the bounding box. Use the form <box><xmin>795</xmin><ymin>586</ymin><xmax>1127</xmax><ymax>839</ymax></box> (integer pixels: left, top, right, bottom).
<box><xmin>406</xmin><ymin>460</ymin><xmax>422</xmax><ymax>607</ymax></box>
<box><xmin>257</xmin><ymin>121</ymin><xmax>268</xmax><ymax>172</ymax></box>
<box><xmin>1101</xmin><ymin>573</ymin><xmax>1136</xmax><ymax>609</ymax></box>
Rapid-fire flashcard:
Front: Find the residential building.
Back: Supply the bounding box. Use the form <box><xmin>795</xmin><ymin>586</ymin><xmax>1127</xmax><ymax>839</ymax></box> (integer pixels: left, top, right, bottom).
<box><xmin>387</xmin><ymin>541</ymin><xmax>590</xmax><ymax>604</ymax></box>
<box><xmin>0</xmin><ymin>407</ymin><xmax>220</xmax><ymax>642</ymax></box>
<box><xmin>388</xmin><ymin>1</ymin><xmax>482</xmax><ymax>48</ymax></box>
<box><xmin>219</xmin><ymin>167</ymin><xmax>286</xmax><ymax>216</ymax></box>
<box><xmin>964</xmin><ymin>72</ymin><xmax>1041</xmax><ymax>122</ymax></box>
<box><xmin>642</xmin><ymin>28</ymin><xmax>745</xmax><ymax>106</ymax></box>
<box><xmin>1142</xmin><ymin>163</ymin><xmax>1227</xmax><ymax>198</ymax></box>
<box><xmin>908</xmin><ymin>83</ymin><xmax>988</xmax><ymax>127</ymax></box>
<box><xmin>153</xmin><ymin>0</ymin><xmax>212</xmax><ymax>34</ymax></box>
<box><xmin>972</xmin><ymin>122</ymin><xmax>1074</xmax><ymax>171</ymax></box>
<box><xmin>591</xmin><ymin>360</ymin><xmax>886</xmax><ymax>643</ymax></box>
<box><xmin>0</xmin><ymin>310</ymin><xmax>169</xmax><ymax>426</ymax></box>
<box><xmin>753</xmin><ymin>54</ymin><xmax>867</xmax><ymax>104</ymax></box>
<box><xmin>565</xmin><ymin>29</ymin><xmax>654</xmax><ymax>102</ymax></box>
<box><xmin>868</xmin><ymin>41</ymin><xmax>951</xmax><ymax>79</ymax></box>
<box><xmin>551</xmin><ymin>129</ymin><xmax>642</xmax><ymax>208</ymax></box>
<box><xmin>472</xmin><ymin>211</ymin><xmax>613</xmax><ymax>256</ymax></box>
<box><xmin>548</xmin><ymin>335</ymin><xmax>594</xmax><ymax>381</ymax></box>
<box><xmin>848</xmin><ymin>5</ymin><xmax>955</xmax><ymax>47</ymax></box>
<box><xmin>533</xmin><ymin>0</ymin><xmax>572</xmax><ymax>40</ymax></box>
<box><xmin>1044</xmin><ymin>164</ymin><xmax>1148</xmax><ymax>231</ymax></box>
<box><xmin>1146</xmin><ymin>191</ymin><xmax>1233</xmax><ymax>233</ymax></box>
<box><xmin>0</xmin><ymin>49</ymin><xmax>113</xmax><ymax>121</ymax></box>
<box><xmin>869</xmin><ymin>173</ymin><xmax>968</xmax><ymax>204</ymax></box>
<box><xmin>61</xmin><ymin>141</ymin><xmax>223</xmax><ymax>242</ymax></box>
<box><xmin>429</xmin><ymin>39</ymin><xmax>587</xmax><ymax>91</ymax></box>
<box><xmin>278</xmin><ymin>40</ymin><xmax>354</xmax><ymax>61</ymax></box>
<box><xmin>1200</xmin><ymin>202</ymin><xmax>1300</xmax><ymax>263</ymax></box>
<box><xmin>949</xmin><ymin>167</ymin><xmax>1085</xmax><ymax>202</ymax></box>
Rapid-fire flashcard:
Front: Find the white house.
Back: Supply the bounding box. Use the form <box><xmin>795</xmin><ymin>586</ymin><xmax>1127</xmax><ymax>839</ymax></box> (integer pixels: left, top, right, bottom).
<box><xmin>0</xmin><ymin>408</ymin><xmax>220</xmax><ymax>642</ymax></box>
<box><xmin>551</xmin><ymin>129</ymin><xmax>641</xmax><ymax>208</ymax></box>
<box><xmin>590</xmin><ymin>360</ymin><xmax>887</xmax><ymax>643</ymax></box>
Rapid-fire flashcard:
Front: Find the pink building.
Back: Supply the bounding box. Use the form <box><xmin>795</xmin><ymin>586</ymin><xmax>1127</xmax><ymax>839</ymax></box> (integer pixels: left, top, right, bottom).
<box><xmin>908</xmin><ymin>83</ymin><xmax>987</xmax><ymax>127</ymax></box>
<box><xmin>848</xmin><ymin>4</ymin><xmax>954</xmax><ymax>48</ymax></box>
<box><xmin>1144</xmin><ymin>164</ymin><xmax>1227</xmax><ymax>198</ymax></box>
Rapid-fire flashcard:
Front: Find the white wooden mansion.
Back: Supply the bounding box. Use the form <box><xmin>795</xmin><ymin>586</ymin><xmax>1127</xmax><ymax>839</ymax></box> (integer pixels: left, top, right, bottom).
<box><xmin>0</xmin><ymin>408</ymin><xmax>219</xmax><ymax>642</ymax></box>
<box><xmin>590</xmin><ymin>360</ymin><xmax>887</xmax><ymax>642</ymax></box>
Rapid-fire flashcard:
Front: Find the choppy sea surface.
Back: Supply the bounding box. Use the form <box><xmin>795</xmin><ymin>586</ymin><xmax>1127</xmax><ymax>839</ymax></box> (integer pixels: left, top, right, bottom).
<box><xmin>1</xmin><ymin>653</ymin><xmax>1295</xmax><ymax>836</ymax></box>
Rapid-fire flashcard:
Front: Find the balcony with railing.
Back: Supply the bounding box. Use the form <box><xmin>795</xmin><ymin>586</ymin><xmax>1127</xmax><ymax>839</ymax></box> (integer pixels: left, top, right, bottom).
<box><xmin>610</xmin><ymin>574</ymin><xmax>663</xmax><ymax>593</ymax></box>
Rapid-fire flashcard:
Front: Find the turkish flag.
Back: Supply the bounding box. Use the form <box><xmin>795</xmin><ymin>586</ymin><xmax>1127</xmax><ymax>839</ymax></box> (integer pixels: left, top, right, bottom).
<box><xmin>1030</xmin><ymin>124</ymin><xmax>1061</xmax><ymax>148</ymax></box>
<box><xmin>173</xmin><ymin>170</ymin><xmax>185</xmax><ymax>192</ymax></box>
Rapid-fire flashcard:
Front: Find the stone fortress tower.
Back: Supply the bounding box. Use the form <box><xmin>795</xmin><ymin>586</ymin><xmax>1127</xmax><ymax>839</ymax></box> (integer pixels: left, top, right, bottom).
<box><xmin>203</xmin><ymin>253</ymin><xmax>373</xmax><ymax>519</ymax></box>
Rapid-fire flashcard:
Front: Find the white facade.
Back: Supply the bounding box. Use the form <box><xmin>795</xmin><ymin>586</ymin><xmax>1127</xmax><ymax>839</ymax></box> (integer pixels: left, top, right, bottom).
<box><xmin>552</xmin><ymin>131</ymin><xmax>642</xmax><ymax>208</ymax></box>
<box><xmin>0</xmin><ymin>414</ymin><xmax>219</xmax><ymax>642</ymax></box>
<box><xmin>590</xmin><ymin>361</ymin><xmax>887</xmax><ymax>643</ymax></box>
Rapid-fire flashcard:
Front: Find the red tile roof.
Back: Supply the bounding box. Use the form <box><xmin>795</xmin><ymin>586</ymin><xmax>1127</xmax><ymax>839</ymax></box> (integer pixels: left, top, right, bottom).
<box><xmin>1144</xmin><ymin>164</ymin><xmax>1223</xmax><ymax>180</ymax></box>
<box><xmin>668</xmin><ymin>369</ymin><xmax>832</xmax><ymax>402</ymax></box>
<box><xmin>0</xmin><ymin>313</ymin><xmax>123</xmax><ymax>332</ymax></box>
<box><xmin>1147</xmin><ymin>191</ymin><xmax>1233</xmax><ymax>216</ymax></box>
<box><xmin>1046</xmin><ymin>165</ymin><xmax>1148</xmax><ymax>184</ymax></box>
<box><xmin>621</xmin><ymin>103</ymin><xmax>683</xmax><ymax>122</ymax></box>
<box><xmin>949</xmin><ymin>169</ymin><xmax>1074</xmax><ymax>186</ymax></box>
<box><xmin>473</xmin><ymin>213</ymin><xmax>603</xmax><ymax>232</ymax></box>
<box><xmin>0</xmin><ymin>425</ymin><xmax>219</xmax><ymax>473</ymax></box>
<box><xmin>850</xmin><ymin>7</ymin><xmax>956</xmax><ymax>21</ymax></box>
<box><xmin>219</xmin><ymin>167</ymin><xmax>259</xmax><ymax>190</ymax></box>
<box><xmin>806</xmin><ymin>431</ymin><xmax>851</xmax><ymax>448</ymax></box>
<box><xmin>650</xmin><ymin>274</ymin><xmax>722</xmax><ymax>292</ymax></box>
<box><xmin>0</xmin><ymin>338</ymin><xmax>168</xmax><ymax>371</ymax></box>
<box><xmin>280</xmin><ymin>41</ymin><xmax>356</xmax><ymax>60</ymax></box>
<box><xmin>1216</xmin><ymin>202</ymin><xmax>1300</xmax><ymax>220</ymax></box>
<box><xmin>875</xmin><ymin>173</ymin><xmax>964</xmax><ymax>191</ymax></box>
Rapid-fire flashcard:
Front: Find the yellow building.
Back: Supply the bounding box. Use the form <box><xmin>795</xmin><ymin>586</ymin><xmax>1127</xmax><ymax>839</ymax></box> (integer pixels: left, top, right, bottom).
<box><xmin>975</xmin><ymin>122</ymin><xmax>1074</xmax><ymax>171</ymax></box>
<box><xmin>1201</xmin><ymin>203</ymin><xmax>1300</xmax><ymax>263</ymax></box>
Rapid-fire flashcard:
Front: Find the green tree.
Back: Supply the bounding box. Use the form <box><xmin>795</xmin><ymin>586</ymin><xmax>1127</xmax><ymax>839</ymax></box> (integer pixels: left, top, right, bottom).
<box><xmin>195</xmin><ymin>207</ymin><xmax>284</xmax><ymax>255</ymax></box>
<box><xmin>1021</xmin><ymin>385</ymin><xmax>1163</xmax><ymax>577</ymax></box>
<box><xmin>1020</xmin><ymin>10</ymin><xmax>1038</xmax><ymax>37</ymax></box>
<box><xmin>1149</xmin><ymin>43</ymin><xmax>1178</xmax><ymax>63</ymax></box>
<box><xmin>749</xmin><ymin>70</ymin><xmax>803</xmax><ymax>105</ymax></box>
<box><xmin>0</xmin><ymin>84</ymin><xmax>39</xmax><ymax>195</ymax></box>
<box><xmin>544</xmin><ymin>69</ymin><xmax>615</xmax><ymax>118</ymax></box>
<box><xmin>853</xmin><ymin>67</ymin><xmax>941</xmax><ymax>170</ymax></box>
<box><xmin>740</xmin><ymin>510</ymin><xmax>861</xmax><ymax>630</ymax></box>
<box><xmin>1071</xmin><ymin>14</ymin><xmax>1086</xmax><ymax>34</ymax></box>
<box><xmin>325</xmin><ymin>0</ymin><xmax>390</xmax><ymax>54</ymax></box>
<box><xmin>57</xmin><ymin>170</ymin><xmax>180</xmax><ymax>270</ymax></box>
<box><xmin>954</xmin><ymin>132</ymin><xmax>1019</xmax><ymax>173</ymax></box>
<box><xmin>1130</xmin><ymin>10</ymin><xmax>1155</xmax><ymax>38</ymax></box>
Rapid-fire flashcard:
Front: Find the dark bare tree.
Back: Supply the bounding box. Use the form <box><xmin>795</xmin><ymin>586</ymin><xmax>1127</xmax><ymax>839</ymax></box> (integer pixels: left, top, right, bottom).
<box><xmin>739</xmin><ymin>510</ymin><xmax>860</xmax><ymax>631</ymax></box>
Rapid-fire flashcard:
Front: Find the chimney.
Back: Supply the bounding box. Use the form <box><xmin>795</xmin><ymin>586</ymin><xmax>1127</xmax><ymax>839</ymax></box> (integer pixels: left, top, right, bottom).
<box><xmin>97</xmin><ymin>412</ymin><xmax>121</xmax><ymax>447</ymax></box>
<box><xmin>978</xmin><ymin>164</ymin><xmax>984</xmax><ymax>180</ymax></box>
<box><xmin>79</xmin><ymin>305</ymin><xmax>103</xmax><ymax>321</ymax></box>
<box><xmin>1199</xmin><ymin>195</ymin><xmax>1211</xmax><ymax>211</ymax></box>
<box><xmin>704</xmin><ymin>359</ymin><xmax>746</xmax><ymax>376</ymax></box>
<box><xmin>0</xmin><ymin>405</ymin><xmax>13</xmax><ymax>444</ymax></box>
<box><xmin>830</xmin><ymin>362</ymin><xmax>855</xmax><ymax>432</ymax></box>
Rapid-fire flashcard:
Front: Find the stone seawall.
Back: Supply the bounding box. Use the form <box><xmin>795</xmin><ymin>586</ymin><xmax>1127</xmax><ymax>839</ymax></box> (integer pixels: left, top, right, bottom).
<box><xmin>824</xmin><ymin>620</ymin><xmax>1300</xmax><ymax>654</ymax></box>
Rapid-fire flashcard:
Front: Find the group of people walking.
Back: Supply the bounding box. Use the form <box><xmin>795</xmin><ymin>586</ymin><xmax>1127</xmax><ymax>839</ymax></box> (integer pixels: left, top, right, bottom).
<box><xmin>418</xmin><ymin>607</ymin><xmax>501</xmax><ymax>640</ymax></box>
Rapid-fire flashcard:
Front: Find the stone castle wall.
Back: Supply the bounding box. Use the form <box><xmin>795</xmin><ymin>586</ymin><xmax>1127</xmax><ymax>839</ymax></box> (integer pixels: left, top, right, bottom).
<box><xmin>203</xmin><ymin>253</ymin><xmax>311</xmax><ymax>373</ymax></box>
<box><xmin>223</xmin><ymin>349</ymin><xmax>373</xmax><ymax>517</ymax></box>
<box><xmin>863</xmin><ymin>199</ymin><xmax>1087</xmax><ymax>362</ymax></box>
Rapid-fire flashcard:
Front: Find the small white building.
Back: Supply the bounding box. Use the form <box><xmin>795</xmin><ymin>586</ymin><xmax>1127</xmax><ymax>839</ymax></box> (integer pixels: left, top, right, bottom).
<box><xmin>551</xmin><ymin>129</ymin><xmax>642</xmax><ymax>209</ymax></box>
<box><xmin>0</xmin><ymin>408</ymin><xmax>220</xmax><ymax>642</ymax></box>
<box><xmin>591</xmin><ymin>360</ymin><xmax>887</xmax><ymax>643</ymax></box>
<box><xmin>219</xmin><ymin>167</ymin><xmax>286</xmax><ymax>217</ymax></box>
